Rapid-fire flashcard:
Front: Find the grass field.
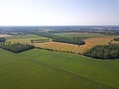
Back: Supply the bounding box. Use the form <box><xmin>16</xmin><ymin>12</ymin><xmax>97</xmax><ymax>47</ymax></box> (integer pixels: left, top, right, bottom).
<box><xmin>34</xmin><ymin>36</ymin><xmax>115</xmax><ymax>54</ymax></box>
<box><xmin>6</xmin><ymin>34</ymin><xmax>48</xmax><ymax>44</ymax></box>
<box><xmin>53</xmin><ymin>32</ymin><xmax>109</xmax><ymax>39</ymax></box>
<box><xmin>8</xmin><ymin>34</ymin><xmax>42</xmax><ymax>39</ymax></box>
<box><xmin>0</xmin><ymin>48</ymin><xmax>119</xmax><ymax>89</ymax></box>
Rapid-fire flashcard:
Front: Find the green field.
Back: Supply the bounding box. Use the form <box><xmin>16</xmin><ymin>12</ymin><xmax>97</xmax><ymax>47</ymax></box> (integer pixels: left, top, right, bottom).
<box><xmin>53</xmin><ymin>32</ymin><xmax>109</xmax><ymax>39</ymax></box>
<box><xmin>0</xmin><ymin>48</ymin><xmax>119</xmax><ymax>89</ymax></box>
<box><xmin>8</xmin><ymin>34</ymin><xmax>43</xmax><ymax>39</ymax></box>
<box><xmin>6</xmin><ymin>34</ymin><xmax>48</xmax><ymax>44</ymax></box>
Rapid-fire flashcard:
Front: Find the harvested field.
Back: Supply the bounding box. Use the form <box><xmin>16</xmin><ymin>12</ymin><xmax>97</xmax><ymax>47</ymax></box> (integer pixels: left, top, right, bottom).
<box><xmin>34</xmin><ymin>36</ymin><xmax>115</xmax><ymax>54</ymax></box>
<box><xmin>0</xmin><ymin>34</ymin><xmax>12</xmax><ymax>37</ymax></box>
<box><xmin>111</xmin><ymin>41</ymin><xmax>119</xmax><ymax>44</ymax></box>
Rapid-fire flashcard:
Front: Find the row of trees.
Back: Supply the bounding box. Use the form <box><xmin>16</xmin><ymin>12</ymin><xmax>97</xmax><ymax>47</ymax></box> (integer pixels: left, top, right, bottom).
<box><xmin>53</xmin><ymin>37</ymin><xmax>85</xmax><ymax>45</ymax></box>
<box><xmin>0</xmin><ymin>43</ymin><xmax>35</xmax><ymax>53</ymax></box>
<box><xmin>34</xmin><ymin>32</ymin><xmax>85</xmax><ymax>45</ymax></box>
<box><xmin>84</xmin><ymin>44</ymin><xmax>119</xmax><ymax>59</ymax></box>
<box><xmin>36</xmin><ymin>47</ymin><xmax>79</xmax><ymax>54</ymax></box>
<box><xmin>114</xmin><ymin>37</ymin><xmax>119</xmax><ymax>41</ymax></box>
<box><xmin>31</xmin><ymin>39</ymin><xmax>51</xmax><ymax>43</ymax></box>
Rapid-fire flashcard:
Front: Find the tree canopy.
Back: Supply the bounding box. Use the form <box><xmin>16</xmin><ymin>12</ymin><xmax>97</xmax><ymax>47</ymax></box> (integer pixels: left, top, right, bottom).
<box><xmin>84</xmin><ymin>44</ymin><xmax>119</xmax><ymax>59</ymax></box>
<box><xmin>34</xmin><ymin>32</ymin><xmax>85</xmax><ymax>45</ymax></box>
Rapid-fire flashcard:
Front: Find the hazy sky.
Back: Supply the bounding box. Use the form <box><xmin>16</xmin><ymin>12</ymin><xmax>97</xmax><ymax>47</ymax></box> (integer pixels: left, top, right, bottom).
<box><xmin>0</xmin><ymin>0</ymin><xmax>119</xmax><ymax>26</ymax></box>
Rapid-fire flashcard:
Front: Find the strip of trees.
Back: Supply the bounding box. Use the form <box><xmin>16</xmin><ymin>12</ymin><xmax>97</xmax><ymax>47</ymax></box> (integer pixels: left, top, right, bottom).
<box><xmin>36</xmin><ymin>47</ymin><xmax>77</xmax><ymax>54</ymax></box>
<box><xmin>114</xmin><ymin>37</ymin><xmax>119</xmax><ymax>41</ymax></box>
<box><xmin>52</xmin><ymin>37</ymin><xmax>85</xmax><ymax>45</ymax></box>
<box><xmin>31</xmin><ymin>39</ymin><xmax>51</xmax><ymax>43</ymax></box>
<box><xmin>34</xmin><ymin>32</ymin><xmax>85</xmax><ymax>45</ymax></box>
<box><xmin>84</xmin><ymin>44</ymin><xmax>119</xmax><ymax>59</ymax></box>
<box><xmin>0</xmin><ymin>43</ymin><xmax>34</xmax><ymax>53</ymax></box>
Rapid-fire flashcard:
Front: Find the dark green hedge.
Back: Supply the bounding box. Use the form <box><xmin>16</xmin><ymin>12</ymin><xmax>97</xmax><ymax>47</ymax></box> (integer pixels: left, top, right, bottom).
<box><xmin>31</xmin><ymin>39</ymin><xmax>51</xmax><ymax>43</ymax></box>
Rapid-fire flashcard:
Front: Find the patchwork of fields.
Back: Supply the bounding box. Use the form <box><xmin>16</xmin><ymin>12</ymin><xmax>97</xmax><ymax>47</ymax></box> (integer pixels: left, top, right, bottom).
<box><xmin>5</xmin><ymin>33</ymin><xmax>116</xmax><ymax>54</ymax></box>
<box><xmin>0</xmin><ymin>48</ymin><xmax>119</xmax><ymax>89</ymax></box>
<box><xmin>6</xmin><ymin>34</ymin><xmax>48</xmax><ymax>44</ymax></box>
<box><xmin>0</xmin><ymin>33</ymin><xmax>119</xmax><ymax>89</ymax></box>
<box><xmin>35</xmin><ymin>36</ymin><xmax>115</xmax><ymax>54</ymax></box>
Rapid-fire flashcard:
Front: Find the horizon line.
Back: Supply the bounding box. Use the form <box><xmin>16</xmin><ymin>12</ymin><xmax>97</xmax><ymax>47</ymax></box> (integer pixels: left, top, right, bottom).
<box><xmin>0</xmin><ymin>25</ymin><xmax>119</xmax><ymax>27</ymax></box>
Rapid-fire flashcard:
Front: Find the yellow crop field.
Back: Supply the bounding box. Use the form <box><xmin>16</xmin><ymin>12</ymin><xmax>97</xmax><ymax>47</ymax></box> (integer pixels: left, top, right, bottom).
<box><xmin>111</xmin><ymin>41</ymin><xmax>119</xmax><ymax>44</ymax></box>
<box><xmin>34</xmin><ymin>36</ymin><xmax>116</xmax><ymax>54</ymax></box>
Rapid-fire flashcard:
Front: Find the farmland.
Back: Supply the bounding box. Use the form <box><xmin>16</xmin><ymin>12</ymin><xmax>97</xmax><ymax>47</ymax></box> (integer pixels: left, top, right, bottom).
<box><xmin>1</xmin><ymin>32</ymin><xmax>117</xmax><ymax>54</ymax></box>
<box><xmin>0</xmin><ymin>48</ymin><xmax>119</xmax><ymax>89</ymax></box>
<box><xmin>0</xmin><ymin>26</ymin><xmax>119</xmax><ymax>89</ymax></box>
<box><xmin>53</xmin><ymin>32</ymin><xmax>109</xmax><ymax>39</ymax></box>
<box><xmin>6</xmin><ymin>34</ymin><xmax>48</xmax><ymax>44</ymax></box>
<box><xmin>35</xmin><ymin>36</ymin><xmax>115</xmax><ymax>54</ymax></box>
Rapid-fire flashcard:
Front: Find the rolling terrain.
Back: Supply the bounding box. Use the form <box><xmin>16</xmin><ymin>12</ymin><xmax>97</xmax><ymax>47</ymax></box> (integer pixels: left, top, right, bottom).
<box><xmin>0</xmin><ymin>32</ymin><xmax>119</xmax><ymax>89</ymax></box>
<box><xmin>0</xmin><ymin>48</ymin><xmax>119</xmax><ymax>89</ymax></box>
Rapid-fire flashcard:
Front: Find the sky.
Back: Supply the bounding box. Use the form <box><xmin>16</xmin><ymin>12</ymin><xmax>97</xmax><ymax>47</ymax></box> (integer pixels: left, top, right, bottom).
<box><xmin>0</xmin><ymin>0</ymin><xmax>119</xmax><ymax>26</ymax></box>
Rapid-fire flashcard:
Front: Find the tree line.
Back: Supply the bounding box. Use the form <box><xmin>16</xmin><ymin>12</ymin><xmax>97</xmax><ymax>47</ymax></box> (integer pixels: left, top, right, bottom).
<box><xmin>52</xmin><ymin>37</ymin><xmax>85</xmax><ymax>45</ymax></box>
<box><xmin>33</xmin><ymin>32</ymin><xmax>85</xmax><ymax>45</ymax></box>
<box><xmin>113</xmin><ymin>37</ymin><xmax>119</xmax><ymax>41</ymax></box>
<box><xmin>31</xmin><ymin>39</ymin><xmax>51</xmax><ymax>43</ymax></box>
<box><xmin>84</xmin><ymin>44</ymin><xmax>119</xmax><ymax>59</ymax></box>
<box><xmin>0</xmin><ymin>43</ymin><xmax>34</xmax><ymax>53</ymax></box>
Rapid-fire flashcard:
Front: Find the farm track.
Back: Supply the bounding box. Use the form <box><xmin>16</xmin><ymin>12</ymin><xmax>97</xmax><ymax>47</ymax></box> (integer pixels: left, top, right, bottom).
<box><xmin>17</xmin><ymin>52</ymin><xmax>117</xmax><ymax>89</ymax></box>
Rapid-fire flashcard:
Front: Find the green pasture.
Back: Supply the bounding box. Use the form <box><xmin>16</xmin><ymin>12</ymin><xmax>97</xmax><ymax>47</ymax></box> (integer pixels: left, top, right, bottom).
<box><xmin>21</xmin><ymin>49</ymin><xmax>119</xmax><ymax>89</ymax></box>
<box><xmin>53</xmin><ymin>32</ymin><xmax>109</xmax><ymax>39</ymax></box>
<box><xmin>8</xmin><ymin>34</ymin><xmax>43</xmax><ymax>39</ymax></box>
<box><xmin>0</xmin><ymin>48</ymin><xmax>118</xmax><ymax>89</ymax></box>
<box><xmin>6</xmin><ymin>34</ymin><xmax>48</xmax><ymax>44</ymax></box>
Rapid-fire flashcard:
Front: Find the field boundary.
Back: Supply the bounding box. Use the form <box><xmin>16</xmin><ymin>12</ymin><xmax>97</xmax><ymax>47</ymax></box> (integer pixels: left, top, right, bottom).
<box><xmin>35</xmin><ymin>47</ymin><xmax>100</xmax><ymax>60</ymax></box>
